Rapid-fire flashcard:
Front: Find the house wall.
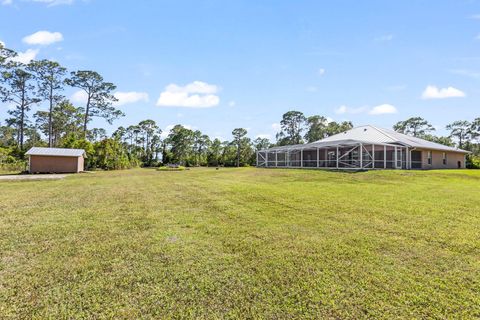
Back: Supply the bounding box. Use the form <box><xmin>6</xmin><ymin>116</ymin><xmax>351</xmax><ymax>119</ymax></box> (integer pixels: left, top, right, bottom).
<box><xmin>419</xmin><ymin>149</ymin><xmax>466</xmax><ymax>169</ymax></box>
<box><xmin>29</xmin><ymin>155</ymin><xmax>81</xmax><ymax>173</ymax></box>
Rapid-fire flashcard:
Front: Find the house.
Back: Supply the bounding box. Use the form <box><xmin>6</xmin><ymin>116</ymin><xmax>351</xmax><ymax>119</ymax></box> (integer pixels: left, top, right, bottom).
<box><xmin>257</xmin><ymin>125</ymin><xmax>469</xmax><ymax>170</ymax></box>
<box><xmin>25</xmin><ymin>147</ymin><xmax>87</xmax><ymax>173</ymax></box>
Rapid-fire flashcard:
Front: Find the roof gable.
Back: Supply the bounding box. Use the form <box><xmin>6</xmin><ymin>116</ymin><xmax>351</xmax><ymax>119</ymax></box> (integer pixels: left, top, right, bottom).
<box><xmin>318</xmin><ymin>125</ymin><xmax>398</xmax><ymax>144</ymax></box>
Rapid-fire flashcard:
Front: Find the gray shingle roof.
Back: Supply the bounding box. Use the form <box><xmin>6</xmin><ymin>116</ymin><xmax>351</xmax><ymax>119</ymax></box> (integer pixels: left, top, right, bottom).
<box><xmin>26</xmin><ymin>147</ymin><xmax>87</xmax><ymax>158</ymax></box>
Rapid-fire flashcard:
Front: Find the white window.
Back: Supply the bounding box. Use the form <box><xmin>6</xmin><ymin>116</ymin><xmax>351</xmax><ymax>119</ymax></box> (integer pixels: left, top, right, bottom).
<box><xmin>427</xmin><ymin>151</ymin><xmax>432</xmax><ymax>165</ymax></box>
<box><xmin>443</xmin><ymin>153</ymin><xmax>447</xmax><ymax>165</ymax></box>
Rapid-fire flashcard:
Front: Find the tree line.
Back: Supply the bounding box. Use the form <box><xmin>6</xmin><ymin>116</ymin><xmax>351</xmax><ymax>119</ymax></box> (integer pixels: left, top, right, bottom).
<box><xmin>1</xmin><ymin>43</ymin><xmax>479</xmax><ymax>170</ymax></box>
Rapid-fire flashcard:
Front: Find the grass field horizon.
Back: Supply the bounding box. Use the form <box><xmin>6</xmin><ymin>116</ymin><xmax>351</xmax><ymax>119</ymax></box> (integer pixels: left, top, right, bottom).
<box><xmin>1</xmin><ymin>168</ymin><xmax>479</xmax><ymax>318</ymax></box>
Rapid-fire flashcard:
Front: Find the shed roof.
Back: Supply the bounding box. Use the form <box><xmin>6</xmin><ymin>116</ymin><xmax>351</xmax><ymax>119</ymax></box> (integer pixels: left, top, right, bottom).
<box><xmin>261</xmin><ymin>125</ymin><xmax>469</xmax><ymax>153</ymax></box>
<box><xmin>26</xmin><ymin>147</ymin><xmax>87</xmax><ymax>158</ymax></box>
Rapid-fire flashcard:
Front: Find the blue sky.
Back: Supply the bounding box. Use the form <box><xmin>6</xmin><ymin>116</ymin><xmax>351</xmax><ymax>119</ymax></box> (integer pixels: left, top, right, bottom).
<box><xmin>1</xmin><ymin>0</ymin><xmax>480</xmax><ymax>141</ymax></box>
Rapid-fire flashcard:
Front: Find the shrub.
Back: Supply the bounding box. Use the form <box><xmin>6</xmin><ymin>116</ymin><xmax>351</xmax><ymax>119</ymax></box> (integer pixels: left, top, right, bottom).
<box><xmin>0</xmin><ymin>147</ymin><xmax>27</xmax><ymax>173</ymax></box>
<box><xmin>466</xmin><ymin>155</ymin><xmax>480</xmax><ymax>169</ymax></box>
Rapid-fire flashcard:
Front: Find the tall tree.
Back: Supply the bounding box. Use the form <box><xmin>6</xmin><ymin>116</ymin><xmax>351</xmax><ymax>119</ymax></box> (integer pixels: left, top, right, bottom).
<box><xmin>0</xmin><ymin>64</ymin><xmax>40</xmax><ymax>149</ymax></box>
<box><xmin>276</xmin><ymin>110</ymin><xmax>306</xmax><ymax>146</ymax></box>
<box><xmin>421</xmin><ymin>134</ymin><xmax>455</xmax><ymax>147</ymax></box>
<box><xmin>253</xmin><ymin>137</ymin><xmax>271</xmax><ymax>151</ymax></box>
<box><xmin>138</xmin><ymin>119</ymin><xmax>159</xmax><ymax>164</ymax></box>
<box><xmin>150</xmin><ymin>128</ymin><xmax>163</xmax><ymax>162</ymax></box>
<box><xmin>35</xmin><ymin>100</ymin><xmax>83</xmax><ymax>146</ymax></box>
<box><xmin>471</xmin><ymin>117</ymin><xmax>480</xmax><ymax>141</ymax></box>
<box><xmin>393</xmin><ymin>117</ymin><xmax>435</xmax><ymax>137</ymax></box>
<box><xmin>87</xmin><ymin>128</ymin><xmax>107</xmax><ymax>142</ymax></box>
<box><xmin>232</xmin><ymin>128</ymin><xmax>248</xmax><ymax>167</ymax></box>
<box><xmin>28</xmin><ymin>60</ymin><xmax>67</xmax><ymax>147</ymax></box>
<box><xmin>0</xmin><ymin>123</ymin><xmax>17</xmax><ymax>147</ymax></box>
<box><xmin>446</xmin><ymin>120</ymin><xmax>472</xmax><ymax>149</ymax></box>
<box><xmin>0</xmin><ymin>44</ymin><xmax>16</xmax><ymax>69</ymax></box>
<box><xmin>192</xmin><ymin>130</ymin><xmax>210</xmax><ymax>166</ymax></box>
<box><xmin>65</xmin><ymin>70</ymin><xmax>123</xmax><ymax>135</ymax></box>
<box><xmin>326</xmin><ymin>121</ymin><xmax>353</xmax><ymax>136</ymax></box>
<box><xmin>207</xmin><ymin>138</ymin><xmax>223</xmax><ymax>166</ymax></box>
<box><xmin>304</xmin><ymin>115</ymin><xmax>329</xmax><ymax>142</ymax></box>
<box><xmin>166</xmin><ymin>125</ymin><xmax>195</xmax><ymax>165</ymax></box>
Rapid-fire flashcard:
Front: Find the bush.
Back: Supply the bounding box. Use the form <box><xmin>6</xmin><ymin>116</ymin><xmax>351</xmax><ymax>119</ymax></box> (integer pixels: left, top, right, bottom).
<box><xmin>466</xmin><ymin>155</ymin><xmax>480</xmax><ymax>169</ymax></box>
<box><xmin>0</xmin><ymin>147</ymin><xmax>27</xmax><ymax>173</ymax></box>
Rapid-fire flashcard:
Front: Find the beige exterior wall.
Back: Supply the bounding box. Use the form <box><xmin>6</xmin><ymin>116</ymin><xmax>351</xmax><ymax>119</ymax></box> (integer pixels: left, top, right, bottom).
<box><xmin>418</xmin><ymin>149</ymin><xmax>466</xmax><ymax>169</ymax></box>
<box><xmin>29</xmin><ymin>155</ymin><xmax>83</xmax><ymax>173</ymax></box>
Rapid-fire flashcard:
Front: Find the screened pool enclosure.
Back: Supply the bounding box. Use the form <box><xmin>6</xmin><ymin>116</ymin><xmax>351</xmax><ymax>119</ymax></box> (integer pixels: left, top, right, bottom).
<box><xmin>257</xmin><ymin>140</ymin><xmax>412</xmax><ymax>170</ymax></box>
<box><xmin>257</xmin><ymin>125</ymin><xmax>468</xmax><ymax>170</ymax></box>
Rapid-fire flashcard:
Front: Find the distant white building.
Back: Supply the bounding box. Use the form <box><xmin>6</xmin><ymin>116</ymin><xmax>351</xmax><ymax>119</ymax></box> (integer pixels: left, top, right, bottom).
<box><xmin>257</xmin><ymin>125</ymin><xmax>468</xmax><ymax>170</ymax></box>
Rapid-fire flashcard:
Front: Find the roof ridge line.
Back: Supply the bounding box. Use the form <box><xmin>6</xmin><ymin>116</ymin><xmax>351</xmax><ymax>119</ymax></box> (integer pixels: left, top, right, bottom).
<box><xmin>367</xmin><ymin>125</ymin><xmax>403</xmax><ymax>144</ymax></box>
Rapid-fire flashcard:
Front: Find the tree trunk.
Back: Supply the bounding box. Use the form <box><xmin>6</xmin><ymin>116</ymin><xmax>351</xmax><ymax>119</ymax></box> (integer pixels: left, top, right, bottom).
<box><xmin>237</xmin><ymin>145</ymin><xmax>240</xmax><ymax>167</ymax></box>
<box><xmin>48</xmin><ymin>84</ymin><xmax>53</xmax><ymax>147</ymax></box>
<box><xmin>83</xmin><ymin>94</ymin><xmax>91</xmax><ymax>138</ymax></box>
<box><xmin>20</xmin><ymin>84</ymin><xmax>25</xmax><ymax>150</ymax></box>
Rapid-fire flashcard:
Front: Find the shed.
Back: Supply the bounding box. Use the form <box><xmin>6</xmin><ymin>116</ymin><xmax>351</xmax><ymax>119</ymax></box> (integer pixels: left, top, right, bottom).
<box><xmin>25</xmin><ymin>147</ymin><xmax>87</xmax><ymax>173</ymax></box>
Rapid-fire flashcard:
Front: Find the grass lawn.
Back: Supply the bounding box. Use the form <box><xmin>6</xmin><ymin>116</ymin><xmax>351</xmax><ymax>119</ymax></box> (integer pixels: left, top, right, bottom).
<box><xmin>0</xmin><ymin>168</ymin><xmax>479</xmax><ymax>319</ymax></box>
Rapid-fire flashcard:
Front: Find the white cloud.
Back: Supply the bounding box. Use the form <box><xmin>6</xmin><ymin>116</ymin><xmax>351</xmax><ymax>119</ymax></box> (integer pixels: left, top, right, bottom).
<box><xmin>421</xmin><ymin>85</ymin><xmax>466</xmax><ymax>99</ymax></box>
<box><xmin>228</xmin><ymin>100</ymin><xmax>236</xmax><ymax>107</ymax></box>
<box><xmin>470</xmin><ymin>14</ymin><xmax>480</xmax><ymax>20</ymax></box>
<box><xmin>114</xmin><ymin>91</ymin><xmax>149</xmax><ymax>106</ymax></box>
<box><xmin>23</xmin><ymin>31</ymin><xmax>63</xmax><ymax>46</ymax></box>
<box><xmin>9</xmin><ymin>49</ymin><xmax>39</xmax><ymax>64</ymax></box>
<box><xmin>71</xmin><ymin>90</ymin><xmax>87</xmax><ymax>104</ymax></box>
<box><xmin>318</xmin><ymin>68</ymin><xmax>326</xmax><ymax>76</ymax></box>
<box><xmin>368</xmin><ymin>104</ymin><xmax>398</xmax><ymax>115</ymax></box>
<box><xmin>2</xmin><ymin>0</ymin><xmax>12</xmax><ymax>5</ymax></box>
<box><xmin>156</xmin><ymin>81</ymin><xmax>220</xmax><ymax>108</ymax></box>
<box><xmin>335</xmin><ymin>105</ymin><xmax>367</xmax><ymax>115</ymax></box>
<box><xmin>306</xmin><ymin>86</ymin><xmax>318</xmax><ymax>92</ymax></box>
<box><xmin>335</xmin><ymin>104</ymin><xmax>397</xmax><ymax>115</ymax></box>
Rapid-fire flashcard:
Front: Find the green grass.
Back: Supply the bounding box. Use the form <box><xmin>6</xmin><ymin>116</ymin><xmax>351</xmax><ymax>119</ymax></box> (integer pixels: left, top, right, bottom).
<box><xmin>0</xmin><ymin>168</ymin><xmax>479</xmax><ymax>319</ymax></box>
<box><xmin>157</xmin><ymin>165</ymin><xmax>187</xmax><ymax>171</ymax></box>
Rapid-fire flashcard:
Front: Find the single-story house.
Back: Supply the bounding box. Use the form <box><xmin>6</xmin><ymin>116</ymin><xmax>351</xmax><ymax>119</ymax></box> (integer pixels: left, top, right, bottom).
<box><xmin>257</xmin><ymin>125</ymin><xmax>469</xmax><ymax>170</ymax></box>
<box><xmin>26</xmin><ymin>147</ymin><xmax>87</xmax><ymax>173</ymax></box>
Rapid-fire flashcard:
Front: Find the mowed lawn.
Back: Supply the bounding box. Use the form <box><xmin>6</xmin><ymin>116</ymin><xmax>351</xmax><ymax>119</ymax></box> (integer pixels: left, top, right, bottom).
<box><xmin>0</xmin><ymin>168</ymin><xmax>479</xmax><ymax>319</ymax></box>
